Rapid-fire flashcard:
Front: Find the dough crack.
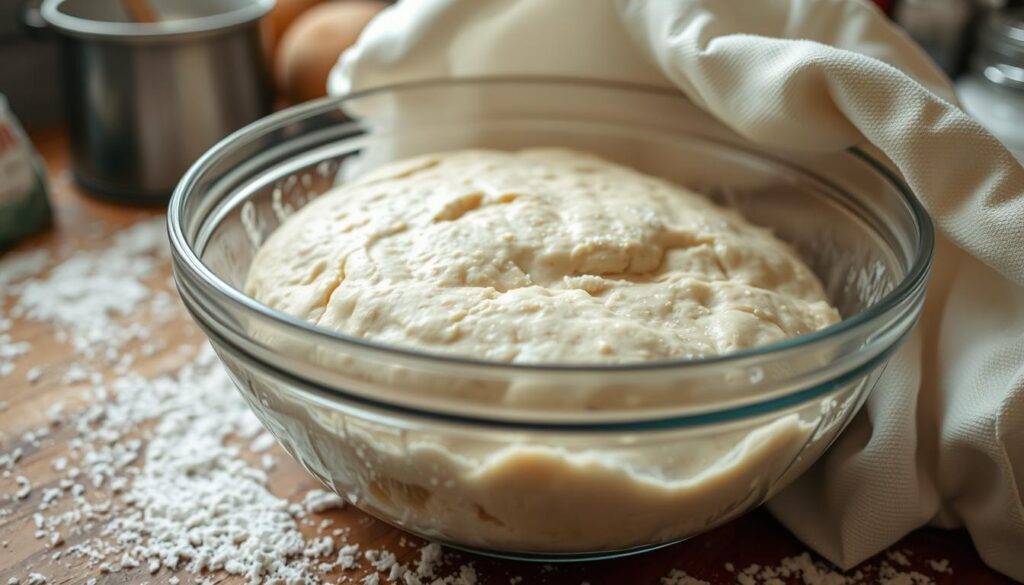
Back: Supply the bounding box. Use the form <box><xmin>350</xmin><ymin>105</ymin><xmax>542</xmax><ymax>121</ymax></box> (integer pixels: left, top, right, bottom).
<box><xmin>730</xmin><ymin>303</ymin><xmax>788</xmax><ymax>335</ymax></box>
<box><xmin>433</xmin><ymin>192</ymin><xmax>518</xmax><ymax>223</ymax></box>
<box><xmin>313</xmin><ymin>256</ymin><xmax>348</xmax><ymax>326</ymax></box>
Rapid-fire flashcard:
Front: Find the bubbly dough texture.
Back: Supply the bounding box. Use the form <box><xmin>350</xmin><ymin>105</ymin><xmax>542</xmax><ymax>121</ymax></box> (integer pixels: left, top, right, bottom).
<box><xmin>247</xmin><ymin>148</ymin><xmax>839</xmax><ymax>363</ymax></box>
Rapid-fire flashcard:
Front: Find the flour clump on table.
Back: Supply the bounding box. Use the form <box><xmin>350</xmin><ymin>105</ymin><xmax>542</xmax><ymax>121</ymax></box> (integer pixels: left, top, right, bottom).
<box><xmin>246</xmin><ymin>148</ymin><xmax>839</xmax><ymax>364</ymax></box>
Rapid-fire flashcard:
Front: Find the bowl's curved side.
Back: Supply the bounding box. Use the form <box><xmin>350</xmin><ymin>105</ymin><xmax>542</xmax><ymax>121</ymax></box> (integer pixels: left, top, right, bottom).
<box><xmin>201</xmin><ymin>320</ymin><xmax>890</xmax><ymax>556</ymax></box>
<box><xmin>167</xmin><ymin>77</ymin><xmax>932</xmax><ymax>556</ymax></box>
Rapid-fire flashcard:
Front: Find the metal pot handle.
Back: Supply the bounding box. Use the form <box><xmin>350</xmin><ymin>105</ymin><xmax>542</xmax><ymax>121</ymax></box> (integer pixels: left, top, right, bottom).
<box><xmin>20</xmin><ymin>0</ymin><xmax>50</xmax><ymax>39</ymax></box>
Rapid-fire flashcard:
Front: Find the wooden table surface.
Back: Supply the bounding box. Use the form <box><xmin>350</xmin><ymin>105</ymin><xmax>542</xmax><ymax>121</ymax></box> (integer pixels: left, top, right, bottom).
<box><xmin>0</xmin><ymin>129</ymin><xmax>1016</xmax><ymax>585</ymax></box>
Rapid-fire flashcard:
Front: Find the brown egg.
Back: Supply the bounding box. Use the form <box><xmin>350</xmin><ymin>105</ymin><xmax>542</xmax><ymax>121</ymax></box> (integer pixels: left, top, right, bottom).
<box><xmin>261</xmin><ymin>0</ymin><xmax>324</xmax><ymax>58</ymax></box>
<box><xmin>274</xmin><ymin>1</ymin><xmax>388</xmax><ymax>104</ymax></box>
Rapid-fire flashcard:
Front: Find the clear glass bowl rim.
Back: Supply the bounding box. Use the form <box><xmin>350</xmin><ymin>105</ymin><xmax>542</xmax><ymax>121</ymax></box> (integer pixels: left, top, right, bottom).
<box><xmin>167</xmin><ymin>76</ymin><xmax>935</xmax><ymax>379</ymax></box>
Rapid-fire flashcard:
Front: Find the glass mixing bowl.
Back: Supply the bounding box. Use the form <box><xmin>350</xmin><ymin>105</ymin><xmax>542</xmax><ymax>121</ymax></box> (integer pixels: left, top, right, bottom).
<box><xmin>168</xmin><ymin>78</ymin><xmax>933</xmax><ymax>561</ymax></box>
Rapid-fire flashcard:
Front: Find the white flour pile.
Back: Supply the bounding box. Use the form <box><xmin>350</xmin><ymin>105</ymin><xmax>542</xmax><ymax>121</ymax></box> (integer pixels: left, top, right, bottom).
<box><xmin>0</xmin><ymin>219</ymin><xmax>958</xmax><ymax>585</ymax></box>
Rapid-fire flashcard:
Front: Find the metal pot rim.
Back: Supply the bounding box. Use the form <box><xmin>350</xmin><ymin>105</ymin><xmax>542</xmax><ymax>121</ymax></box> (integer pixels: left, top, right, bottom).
<box><xmin>40</xmin><ymin>0</ymin><xmax>275</xmax><ymax>42</ymax></box>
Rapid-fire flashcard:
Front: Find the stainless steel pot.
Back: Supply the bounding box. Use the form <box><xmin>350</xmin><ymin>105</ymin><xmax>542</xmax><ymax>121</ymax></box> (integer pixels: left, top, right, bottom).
<box><xmin>33</xmin><ymin>0</ymin><xmax>275</xmax><ymax>203</ymax></box>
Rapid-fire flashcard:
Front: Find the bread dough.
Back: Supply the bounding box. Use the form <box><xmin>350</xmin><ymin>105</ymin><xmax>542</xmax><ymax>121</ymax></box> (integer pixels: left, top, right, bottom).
<box><xmin>243</xmin><ymin>148</ymin><xmax>844</xmax><ymax>554</ymax></box>
<box><xmin>246</xmin><ymin>148</ymin><xmax>839</xmax><ymax>364</ymax></box>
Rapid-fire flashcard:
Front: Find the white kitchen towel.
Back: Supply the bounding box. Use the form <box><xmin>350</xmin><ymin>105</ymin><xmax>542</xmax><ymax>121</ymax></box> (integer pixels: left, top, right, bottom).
<box><xmin>331</xmin><ymin>0</ymin><xmax>1024</xmax><ymax>579</ymax></box>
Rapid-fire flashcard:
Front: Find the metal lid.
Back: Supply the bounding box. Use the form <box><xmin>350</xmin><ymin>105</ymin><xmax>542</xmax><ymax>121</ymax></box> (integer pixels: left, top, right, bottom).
<box><xmin>975</xmin><ymin>7</ymin><xmax>1024</xmax><ymax>88</ymax></box>
<box><xmin>40</xmin><ymin>0</ymin><xmax>275</xmax><ymax>42</ymax></box>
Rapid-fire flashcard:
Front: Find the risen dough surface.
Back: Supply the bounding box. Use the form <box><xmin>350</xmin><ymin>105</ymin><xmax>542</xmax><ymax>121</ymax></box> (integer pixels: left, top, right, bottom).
<box><xmin>246</xmin><ymin>148</ymin><xmax>839</xmax><ymax>363</ymax></box>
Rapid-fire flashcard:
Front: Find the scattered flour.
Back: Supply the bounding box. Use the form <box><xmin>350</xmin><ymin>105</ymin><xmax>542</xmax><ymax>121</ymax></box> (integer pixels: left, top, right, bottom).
<box><xmin>887</xmin><ymin>550</ymin><xmax>912</xmax><ymax>567</ymax></box>
<box><xmin>250</xmin><ymin>431</ymin><xmax>279</xmax><ymax>453</ymax></box>
<box><xmin>14</xmin><ymin>476</ymin><xmax>31</xmax><ymax>500</ymax></box>
<box><xmin>10</xmin><ymin>219</ymin><xmax>175</xmax><ymax>358</ymax></box>
<box><xmin>0</xmin><ymin>338</ymin><xmax>30</xmax><ymax>378</ymax></box>
<box><xmin>25</xmin><ymin>366</ymin><xmax>43</xmax><ymax>384</ymax></box>
<box><xmin>95</xmin><ymin>347</ymin><xmax>316</xmax><ymax>584</ymax></box>
<box><xmin>723</xmin><ymin>552</ymin><xmax>940</xmax><ymax>585</ymax></box>
<box><xmin>0</xmin><ymin>220</ymin><xmax>498</xmax><ymax>585</ymax></box>
<box><xmin>662</xmin><ymin>570</ymin><xmax>710</xmax><ymax>585</ymax></box>
<box><xmin>304</xmin><ymin>489</ymin><xmax>346</xmax><ymax>514</ymax></box>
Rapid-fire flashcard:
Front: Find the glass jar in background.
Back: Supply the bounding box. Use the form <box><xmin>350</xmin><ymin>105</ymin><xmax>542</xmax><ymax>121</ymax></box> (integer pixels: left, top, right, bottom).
<box><xmin>956</xmin><ymin>6</ymin><xmax>1024</xmax><ymax>162</ymax></box>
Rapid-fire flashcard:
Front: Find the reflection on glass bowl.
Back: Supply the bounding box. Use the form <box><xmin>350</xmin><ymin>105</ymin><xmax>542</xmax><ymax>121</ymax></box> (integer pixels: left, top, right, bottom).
<box><xmin>168</xmin><ymin>78</ymin><xmax>933</xmax><ymax>561</ymax></box>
